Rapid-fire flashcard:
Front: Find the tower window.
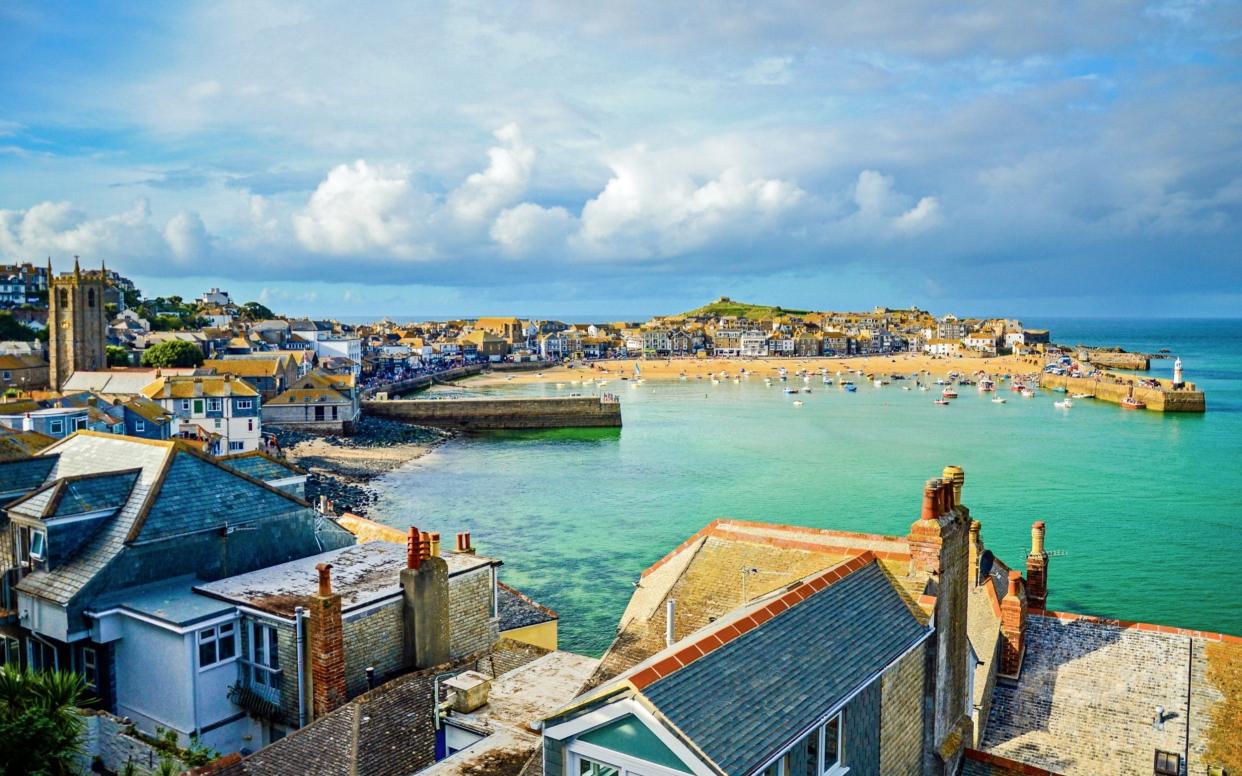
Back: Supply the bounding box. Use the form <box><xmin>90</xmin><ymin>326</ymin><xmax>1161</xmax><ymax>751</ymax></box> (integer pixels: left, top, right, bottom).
<box><xmin>88</xmin><ymin>289</ymin><xmax>95</xmax><ymax>307</ymax></box>
<box><xmin>58</xmin><ymin>289</ymin><xmax>68</xmax><ymax>307</ymax></box>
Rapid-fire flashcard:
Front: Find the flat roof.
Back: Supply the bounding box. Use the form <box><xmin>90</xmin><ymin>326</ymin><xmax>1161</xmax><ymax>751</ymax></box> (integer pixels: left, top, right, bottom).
<box><xmin>90</xmin><ymin>575</ymin><xmax>234</xmax><ymax>628</ymax></box>
<box><xmin>193</xmin><ymin>541</ymin><xmax>498</xmax><ymax>617</ymax></box>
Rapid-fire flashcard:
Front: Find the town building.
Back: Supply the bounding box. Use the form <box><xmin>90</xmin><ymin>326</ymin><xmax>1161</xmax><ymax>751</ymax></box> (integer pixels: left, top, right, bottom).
<box><xmin>0</xmin><ymin>262</ymin><xmax>49</xmax><ymax>307</ymax></box>
<box><xmin>49</xmin><ymin>259</ymin><xmax>109</xmax><ymax>390</ymax></box>
<box><xmin>0</xmin><ymin>353</ymin><xmax>48</xmax><ymax>390</ymax></box>
<box><xmin>141</xmin><ymin>374</ymin><xmax>263</xmax><ymax>454</ymax></box>
<box><xmin>261</xmin><ymin>371</ymin><xmax>360</xmax><ymax>433</ymax></box>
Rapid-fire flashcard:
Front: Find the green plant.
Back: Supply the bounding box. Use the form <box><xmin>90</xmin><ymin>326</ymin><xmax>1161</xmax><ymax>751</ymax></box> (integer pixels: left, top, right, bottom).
<box><xmin>141</xmin><ymin>339</ymin><xmax>205</xmax><ymax>368</ymax></box>
<box><xmin>0</xmin><ymin>665</ymin><xmax>90</xmax><ymax>775</ymax></box>
<box><xmin>122</xmin><ymin>760</ymin><xmax>137</xmax><ymax>776</ymax></box>
<box><xmin>106</xmin><ymin>345</ymin><xmax>130</xmax><ymax>367</ymax></box>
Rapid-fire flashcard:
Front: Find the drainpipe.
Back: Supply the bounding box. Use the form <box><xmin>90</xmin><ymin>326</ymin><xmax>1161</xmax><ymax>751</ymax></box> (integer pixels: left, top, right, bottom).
<box><xmin>665</xmin><ymin>600</ymin><xmax>676</xmax><ymax>647</ymax></box>
<box><xmin>294</xmin><ymin>606</ymin><xmax>306</xmax><ymax>728</ymax></box>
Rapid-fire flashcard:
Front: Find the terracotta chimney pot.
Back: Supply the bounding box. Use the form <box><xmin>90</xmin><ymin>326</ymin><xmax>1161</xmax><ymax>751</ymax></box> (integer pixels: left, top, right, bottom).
<box><xmin>316</xmin><ymin>562</ymin><xmax>333</xmax><ymax>596</ymax></box>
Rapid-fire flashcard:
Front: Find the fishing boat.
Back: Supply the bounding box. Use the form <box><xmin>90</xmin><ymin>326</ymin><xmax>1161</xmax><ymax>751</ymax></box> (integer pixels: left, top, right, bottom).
<box><xmin>933</xmin><ymin>399</ymin><xmax>951</xmax><ymax>406</ymax></box>
<box><xmin>1054</xmin><ymin>398</ymin><xmax>1073</xmax><ymax>409</ymax></box>
<box><xmin>978</xmin><ymin>379</ymin><xmax>996</xmax><ymax>392</ymax></box>
<box><xmin>902</xmin><ymin>386</ymin><xmax>912</xmax><ymax>391</ymax></box>
<box><xmin>942</xmin><ymin>388</ymin><xmax>959</xmax><ymax>399</ymax></box>
<box><xmin>1122</xmin><ymin>396</ymin><xmax>1147</xmax><ymax>410</ymax></box>
<box><xmin>992</xmin><ymin>397</ymin><xmax>1006</xmax><ymax>404</ymax></box>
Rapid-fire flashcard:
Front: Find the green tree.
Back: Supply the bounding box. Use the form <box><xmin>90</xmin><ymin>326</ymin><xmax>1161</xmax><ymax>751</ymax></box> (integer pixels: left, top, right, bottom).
<box><xmin>141</xmin><ymin>340</ymin><xmax>204</xmax><ymax>368</ymax></box>
<box><xmin>0</xmin><ymin>665</ymin><xmax>90</xmax><ymax>776</ymax></box>
<box><xmin>242</xmin><ymin>301</ymin><xmax>274</xmax><ymax>320</ymax></box>
<box><xmin>0</xmin><ymin>314</ymin><xmax>37</xmax><ymax>341</ymax></box>
<box><xmin>106</xmin><ymin>345</ymin><xmax>130</xmax><ymax>367</ymax></box>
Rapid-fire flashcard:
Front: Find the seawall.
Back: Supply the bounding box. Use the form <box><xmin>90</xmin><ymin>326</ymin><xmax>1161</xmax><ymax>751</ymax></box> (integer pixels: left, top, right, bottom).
<box><xmin>1038</xmin><ymin>374</ymin><xmax>1205</xmax><ymax>412</ymax></box>
<box><xmin>1082</xmin><ymin>351</ymin><xmax>1151</xmax><ymax>371</ymax></box>
<box><xmin>365</xmin><ymin>364</ymin><xmax>484</xmax><ymax>399</ymax></box>
<box><xmin>362</xmin><ymin>395</ymin><xmax>622</xmax><ymax>429</ymax></box>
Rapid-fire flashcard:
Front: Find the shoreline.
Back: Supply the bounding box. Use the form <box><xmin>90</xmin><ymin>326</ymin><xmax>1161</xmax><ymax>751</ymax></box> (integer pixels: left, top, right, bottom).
<box><xmin>467</xmin><ymin>353</ymin><xmax>1043</xmax><ymax>386</ymax></box>
<box><xmin>273</xmin><ymin>416</ymin><xmax>451</xmax><ymax>515</ymax></box>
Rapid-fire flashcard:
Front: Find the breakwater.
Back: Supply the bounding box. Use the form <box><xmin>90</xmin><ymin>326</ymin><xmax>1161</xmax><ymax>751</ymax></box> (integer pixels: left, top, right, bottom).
<box><xmin>365</xmin><ymin>364</ymin><xmax>484</xmax><ymax>399</ymax></box>
<box><xmin>1038</xmin><ymin>373</ymin><xmax>1205</xmax><ymax>412</ymax></box>
<box><xmin>1081</xmin><ymin>350</ymin><xmax>1152</xmax><ymax>370</ymax></box>
<box><xmin>362</xmin><ymin>395</ymin><xmax>622</xmax><ymax>429</ymax></box>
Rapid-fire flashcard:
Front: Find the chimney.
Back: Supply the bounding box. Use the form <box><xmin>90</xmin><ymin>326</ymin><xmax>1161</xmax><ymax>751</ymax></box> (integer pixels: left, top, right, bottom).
<box><xmin>942</xmin><ymin>465</ymin><xmax>965</xmax><ymax>503</ymax></box>
<box><xmin>402</xmin><ymin>526</ymin><xmax>450</xmax><ymax>668</ymax></box>
<box><xmin>906</xmin><ymin>469</ymin><xmax>973</xmax><ymax>773</ymax></box>
<box><xmin>429</xmin><ymin>532</ymin><xmax>441</xmax><ymax>557</ymax></box>
<box><xmin>999</xmin><ymin>570</ymin><xmax>1027</xmax><ymax>677</ymax></box>
<box><xmin>1026</xmin><ymin>521</ymin><xmax>1049</xmax><ymax>611</ymax></box>
<box><xmin>455</xmin><ymin>531</ymin><xmax>475</xmax><ymax>554</ymax></box>
<box><xmin>968</xmin><ymin>520</ymin><xmax>983</xmax><ymax>588</ymax></box>
<box><xmin>309</xmin><ymin>563</ymin><xmax>347</xmax><ymax>717</ymax></box>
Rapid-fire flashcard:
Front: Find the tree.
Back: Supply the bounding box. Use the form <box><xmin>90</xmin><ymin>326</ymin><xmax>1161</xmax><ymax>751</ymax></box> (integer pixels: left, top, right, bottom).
<box><xmin>141</xmin><ymin>339</ymin><xmax>204</xmax><ymax>368</ymax></box>
<box><xmin>106</xmin><ymin>345</ymin><xmax>130</xmax><ymax>367</ymax></box>
<box><xmin>242</xmin><ymin>301</ymin><xmax>274</xmax><ymax>320</ymax></box>
<box><xmin>0</xmin><ymin>665</ymin><xmax>89</xmax><ymax>775</ymax></box>
<box><xmin>0</xmin><ymin>314</ymin><xmax>37</xmax><ymax>341</ymax></box>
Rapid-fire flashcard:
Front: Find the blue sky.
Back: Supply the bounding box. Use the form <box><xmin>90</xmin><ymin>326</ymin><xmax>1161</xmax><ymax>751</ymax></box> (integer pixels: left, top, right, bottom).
<box><xmin>1</xmin><ymin>1</ymin><xmax>1239</xmax><ymax>319</ymax></box>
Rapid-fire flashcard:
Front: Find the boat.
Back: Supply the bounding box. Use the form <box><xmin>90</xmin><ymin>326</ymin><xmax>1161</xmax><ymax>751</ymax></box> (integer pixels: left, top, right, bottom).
<box><xmin>1054</xmin><ymin>399</ymin><xmax>1073</xmax><ymax>409</ymax></box>
<box><xmin>978</xmin><ymin>379</ymin><xmax>996</xmax><ymax>392</ymax></box>
<box><xmin>784</xmin><ymin>387</ymin><xmax>800</xmax><ymax>394</ymax></box>
<box><xmin>556</xmin><ymin>383</ymin><xmax>565</xmax><ymax>389</ymax></box>
<box><xmin>919</xmin><ymin>385</ymin><xmax>930</xmax><ymax>392</ymax></box>
<box><xmin>991</xmin><ymin>397</ymin><xmax>1006</xmax><ymax>404</ymax></box>
<box><xmin>1022</xmin><ymin>389</ymin><xmax>1035</xmax><ymax>398</ymax></box>
<box><xmin>874</xmin><ymin>380</ymin><xmax>884</xmax><ymax>388</ymax></box>
<box><xmin>942</xmin><ymin>388</ymin><xmax>958</xmax><ymax>399</ymax></box>
<box><xmin>1071</xmin><ymin>393</ymin><xmax>1092</xmax><ymax>399</ymax></box>
<box><xmin>933</xmin><ymin>399</ymin><xmax>951</xmax><ymax>406</ymax></box>
<box><xmin>902</xmin><ymin>386</ymin><xmax>911</xmax><ymax>391</ymax></box>
<box><xmin>1052</xmin><ymin>385</ymin><xmax>1068</xmax><ymax>393</ymax></box>
<box><xmin>792</xmin><ymin>400</ymin><xmax>804</xmax><ymax>407</ymax></box>
<box><xmin>822</xmin><ymin>377</ymin><xmax>833</xmax><ymax>385</ymax></box>
<box><xmin>1122</xmin><ymin>396</ymin><xmax>1146</xmax><ymax>410</ymax></box>
<box><xmin>842</xmin><ymin>381</ymin><xmax>857</xmax><ymax>392</ymax></box>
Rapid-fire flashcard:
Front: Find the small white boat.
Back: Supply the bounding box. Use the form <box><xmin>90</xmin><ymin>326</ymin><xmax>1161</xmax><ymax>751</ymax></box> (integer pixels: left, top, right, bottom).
<box><xmin>733</xmin><ymin>378</ymin><xmax>740</xmax><ymax>384</ymax></box>
<box><xmin>1022</xmin><ymin>389</ymin><xmax>1035</xmax><ymax>398</ymax></box>
<box><xmin>711</xmin><ymin>379</ymin><xmax>720</xmax><ymax>385</ymax></box>
<box><xmin>934</xmin><ymin>399</ymin><xmax>951</xmax><ymax>406</ymax></box>
<box><xmin>1054</xmin><ymin>399</ymin><xmax>1073</xmax><ymax>409</ymax></box>
<box><xmin>874</xmin><ymin>380</ymin><xmax>884</xmax><ymax>388</ymax></box>
<box><xmin>792</xmin><ymin>400</ymin><xmax>804</xmax><ymax>407</ymax></box>
<box><xmin>1071</xmin><ymin>393</ymin><xmax>1092</xmax><ymax>399</ymax></box>
<box><xmin>902</xmin><ymin>386</ymin><xmax>911</xmax><ymax>391</ymax></box>
<box><xmin>992</xmin><ymin>397</ymin><xmax>1006</xmax><ymax>404</ymax></box>
<box><xmin>784</xmin><ymin>387</ymin><xmax>800</xmax><ymax>394</ymax></box>
<box><xmin>919</xmin><ymin>385</ymin><xmax>930</xmax><ymax>392</ymax></box>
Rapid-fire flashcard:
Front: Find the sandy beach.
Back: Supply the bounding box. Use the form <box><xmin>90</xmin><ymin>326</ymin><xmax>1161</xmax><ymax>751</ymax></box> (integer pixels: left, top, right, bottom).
<box><xmin>273</xmin><ymin>417</ymin><xmax>450</xmax><ymax>514</ymax></box>
<box><xmin>470</xmin><ymin>353</ymin><xmax>1042</xmax><ymax>386</ymax></box>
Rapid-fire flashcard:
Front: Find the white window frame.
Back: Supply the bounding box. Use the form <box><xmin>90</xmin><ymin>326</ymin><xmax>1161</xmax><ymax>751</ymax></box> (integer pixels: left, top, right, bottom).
<box><xmin>206</xmin><ymin>398</ymin><xmax>223</xmax><ymax>413</ymax></box>
<box><xmin>229</xmin><ymin>441</ymin><xmax>244</xmax><ymax>452</ymax></box>
<box><xmin>1</xmin><ymin>636</ymin><xmax>19</xmax><ymax>666</ymax></box>
<box><xmin>27</xmin><ymin>636</ymin><xmax>58</xmax><ymax>672</ymax></box>
<box><xmin>134</xmin><ymin>420</ymin><xmax>145</xmax><ymax>432</ymax></box>
<box><xmin>247</xmin><ymin>621</ymin><xmax>281</xmax><ymax>695</ymax></box>
<box><xmin>569</xmin><ymin>742</ymin><xmax>692</xmax><ymax>776</ymax></box>
<box><xmin>197</xmin><ymin>622</ymin><xmax>238</xmax><ymax>671</ymax></box>
<box><xmin>236</xmin><ymin>399</ymin><xmax>253</xmax><ymax>410</ymax></box>
<box><xmin>48</xmin><ymin>419</ymin><xmax>63</xmax><ymax>435</ymax></box>
<box><xmin>81</xmin><ymin>646</ymin><xmax>98</xmax><ymax>690</ymax></box>
<box><xmin>28</xmin><ymin>529</ymin><xmax>46</xmax><ymax>562</ymax></box>
<box><xmin>180</xmin><ymin>399</ymin><xmax>192</xmax><ymax>412</ymax></box>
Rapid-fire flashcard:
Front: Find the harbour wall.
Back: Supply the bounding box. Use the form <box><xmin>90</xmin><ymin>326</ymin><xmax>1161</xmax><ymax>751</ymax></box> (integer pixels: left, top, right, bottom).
<box><xmin>362</xmin><ymin>395</ymin><xmax>622</xmax><ymax>429</ymax></box>
<box><xmin>1038</xmin><ymin>374</ymin><xmax>1205</xmax><ymax>412</ymax></box>
<box><xmin>365</xmin><ymin>364</ymin><xmax>484</xmax><ymax>399</ymax></box>
<box><xmin>1082</xmin><ymin>351</ymin><xmax>1151</xmax><ymax>371</ymax></box>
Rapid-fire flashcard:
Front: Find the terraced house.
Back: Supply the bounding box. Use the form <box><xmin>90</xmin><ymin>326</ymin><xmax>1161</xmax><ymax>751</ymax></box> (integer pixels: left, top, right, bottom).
<box><xmin>540</xmin><ymin>470</ymin><xmax>1241</xmax><ymax>776</ymax></box>
<box><xmin>142</xmin><ymin>373</ymin><xmax>263</xmax><ymax>454</ymax></box>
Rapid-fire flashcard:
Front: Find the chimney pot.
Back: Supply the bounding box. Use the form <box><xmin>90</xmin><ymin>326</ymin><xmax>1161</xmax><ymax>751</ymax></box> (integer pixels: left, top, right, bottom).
<box><xmin>430</xmin><ymin>531</ymin><xmax>441</xmax><ymax>557</ymax></box>
<box><xmin>1006</xmin><ymin>570</ymin><xmax>1022</xmax><ymax>598</ymax></box>
<box><xmin>921</xmin><ymin>479</ymin><xmax>940</xmax><ymax>521</ymax></box>
<box><xmin>407</xmin><ymin>526</ymin><xmax>420</xmax><ymax>570</ymax></box>
<box><xmin>316</xmin><ymin>563</ymin><xmax>333</xmax><ymax>596</ymax></box>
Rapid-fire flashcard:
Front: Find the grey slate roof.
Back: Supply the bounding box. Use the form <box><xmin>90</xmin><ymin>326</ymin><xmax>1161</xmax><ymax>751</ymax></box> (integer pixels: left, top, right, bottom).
<box><xmin>218</xmin><ymin>452</ymin><xmax>303</xmax><ymax>484</ymax></box>
<box><xmin>0</xmin><ymin>454</ymin><xmax>58</xmax><ymax>498</ymax></box>
<box><xmin>498</xmin><ymin>581</ymin><xmax>557</xmax><ymax>631</ymax></box>
<box><xmin>7</xmin><ymin>470</ymin><xmax>139</xmax><ymax>520</ymax></box>
<box><xmin>640</xmin><ymin>562</ymin><xmax>927</xmax><ymax>776</ymax></box>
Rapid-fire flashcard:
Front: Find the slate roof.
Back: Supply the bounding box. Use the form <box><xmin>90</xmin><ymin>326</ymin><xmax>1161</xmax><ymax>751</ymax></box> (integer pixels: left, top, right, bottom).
<box><xmin>498</xmin><ymin>581</ymin><xmax>558</xmax><ymax>631</ymax></box>
<box><xmin>633</xmin><ymin>558</ymin><xmax>928</xmax><ymax>775</ymax></box>
<box><xmin>8</xmin><ymin>470</ymin><xmax>140</xmax><ymax>519</ymax></box>
<box><xmin>217</xmin><ymin>451</ymin><xmax>304</xmax><ymax>483</ymax></box>
<box><xmin>0</xmin><ymin>453</ymin><xmax>58</xmax><ymax>497</ymax></box>
<box><xmin>13</xmin><ymin>432</ymin><xmax>310</xmax><ymax>606</ymax></box>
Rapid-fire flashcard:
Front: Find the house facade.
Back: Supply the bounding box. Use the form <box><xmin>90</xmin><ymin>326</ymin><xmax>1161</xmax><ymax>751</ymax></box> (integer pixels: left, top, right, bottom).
<box><xmin>141</xmin><ymin>374</ymin><xmax>263</xmax><ymax>454</ymax></box>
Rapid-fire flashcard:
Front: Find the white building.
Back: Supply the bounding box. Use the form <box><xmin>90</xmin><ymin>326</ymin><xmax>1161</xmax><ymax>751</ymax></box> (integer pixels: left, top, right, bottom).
<box><xmin>314</xmin><ymin>337</ymin><xmax>363</xmax><ymax>376</ymax></box>
<box><xmin>196</xmin><ymin>288</ymin><xmax>232</xmax><ymax>307</ymax></box>
<box><xmin>141</xmin><ymin>375</ymin><xmax>263</xmax><ymax>455</ymax></box>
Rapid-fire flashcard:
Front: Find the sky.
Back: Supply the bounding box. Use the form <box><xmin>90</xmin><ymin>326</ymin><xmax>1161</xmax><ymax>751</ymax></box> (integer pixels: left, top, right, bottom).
<box><xmin>0</xmin><ymin>1</ymin><xmax>1240</xmax><ymax>320</ymax></box>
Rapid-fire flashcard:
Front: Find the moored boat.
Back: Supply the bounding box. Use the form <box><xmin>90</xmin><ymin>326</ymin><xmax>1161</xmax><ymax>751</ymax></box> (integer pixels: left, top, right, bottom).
<box><xmin>933</xmin><ymin>398</ymin><xmax>951</xmax><ymax>406</ymax></box>
<box><xmin>1054</xmin><ymin>398</ymin><xmax>1073</xmax><ymax>409</ymax></box>
<box><xmin>942</xmin><ymin>388</ymin><xmax>958</xmax><ymax>399</ymax></box>
<box><xmin>1122</xmin><ymin>396</ymin><xmax>1146</xmax><ymax>410</ymax></box>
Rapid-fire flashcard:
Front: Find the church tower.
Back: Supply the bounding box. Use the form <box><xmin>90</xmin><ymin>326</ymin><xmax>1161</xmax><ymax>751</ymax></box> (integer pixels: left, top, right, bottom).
<box><xmin>48</xmin><ymin>257</ymin><xmax>109</xmax><ymax>390</ymax></box>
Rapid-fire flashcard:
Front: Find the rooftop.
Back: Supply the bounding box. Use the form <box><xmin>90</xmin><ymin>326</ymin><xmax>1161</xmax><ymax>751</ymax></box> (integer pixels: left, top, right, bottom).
<box><xmin>88</xmin><ymin>575</ymin><xmax>234</xmax><ymax>628</ymax></box>
<box><xmin>193</xmin><ymin>541</ymin><xmax>498</xmax><ymax>617</ymax></box>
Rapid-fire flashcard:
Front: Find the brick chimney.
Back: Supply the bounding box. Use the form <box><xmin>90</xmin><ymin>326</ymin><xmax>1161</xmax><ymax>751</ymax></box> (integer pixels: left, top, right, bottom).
<box><xmin>1025</xmin><ymin>521</ymin><xmax>1049</xmax><ymax>611</ymax></box>
<box><xmin>908</xmin><ymin>471</ymin><xmax>973</xmax><ymax>774</ymax></box>
<box><xmin>999</xmin><ymin>570</ymin><xmax>1027</xmax><ymax>677</ymax></box>
<box><xmin>309</xmin><ymin>562</ymin><xmax>347</xmax><ymax>717</ymax></box>
<box><xmin>401</xmin><ymin>527</ymin><xmax>450</xmax><ymax>669</ymax></box>
<box><xmin>968</xmin><ymin>520</ymin><xmax>983</xmax><ymax>588</ymax></box>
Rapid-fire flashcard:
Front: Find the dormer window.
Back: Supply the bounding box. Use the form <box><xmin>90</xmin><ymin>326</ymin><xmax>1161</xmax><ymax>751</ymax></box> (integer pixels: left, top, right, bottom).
<box><xmin>28</xmin><ymin>530</ymin><xmax>46</xmax><ymax>562</ymax></box>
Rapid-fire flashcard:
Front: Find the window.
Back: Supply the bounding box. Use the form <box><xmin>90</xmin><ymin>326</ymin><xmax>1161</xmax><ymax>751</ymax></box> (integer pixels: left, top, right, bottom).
<box><xmin>48</xmin><ymin>419</ymin><xmax>63</xmax><ymax>435</ymax></box>
<box><xmin>88</xmin><ymin>289</ymin><xmax>96</xmax><ymax>308</ymax></box>
<box><xmin>207</xmin><ymin>398</ymin><xmax>223</xmax><ymax>412</ymax></box>
<box><xmin>180</xmin><ymin>400</ymin><xmax>191</xmax><ymax>412</ymax></box>
<box><xmin>135</xmin><ymin>420</ymin><xmax>145</xmax><ymax>433</ymax></box>
<box><xmin>229</xmin><ymin>441</ymin><xmax>244</xmax><ymax>452</ymax></box>
<box><xmin>28</xmin><ymin>637</ymin><xmax>58</xmax><ymax>671</ymax></box>
<box><xmin>1154</xmin><ymin>751</ymin><xmax>1180</xmax><ymax>775</ymax></box>
<box><xmin>81</xmin><ymin>647</ymin><xmax>98</xmax><ymax>690</ymax></box>
<box><xmin>1</xmin><ymin>636</ymin><xmax>18</xmax><ymax>666</ymax></box>
<box><xmin>2</xmin><ymin>371</ymin><xmax>9</xmax><ymax>380</ymax></box>
<box><xmin>821</xmin><ymin>713</ymin><xmax>843</xmax><ymax>773</ymax></box>
<box><xmin>197</xmin><ymin>622</ymin><xmax>237</xmax><ymax>669</ymax></box>
<box><xmin>28</xmin><ymin>530</ymin><xmax>46</xmax><ymax>562</ymax></box>
<box><xmin>577</xmin><ymin>757</ymin><xmax>620</xmax><ymax>776</ymax></box>
<box><xmin>247</xmin><ymin>419</ymin><xmax>253</xmax><ymax>431</ymax></box>
<box><xmin>236</xmin><ymin>399</ymin><xmax>253</xmax><ymax>410</ymax></box>
<box><xmin>248</xmin><ymin>622</ymin><xmax>281</xmax><ymax>691</ymax></box>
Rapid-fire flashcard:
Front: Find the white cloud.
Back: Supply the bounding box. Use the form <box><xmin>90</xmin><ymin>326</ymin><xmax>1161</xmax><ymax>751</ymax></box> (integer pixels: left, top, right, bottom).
<box><xmin>742</xmin><ymin>56</ymin><xmax>794</xmax><ymax>85</ymax></box>
<box><xmin>164</xmin><ymin>210</ymin><xmax>210</xmax><ymax>262</ymax></box>
<box><xmin>446</xmin><ymin>123</ymin><xmax>536</xmax><ymax>225</ymax></box>
<box><xmin>895</xmin><ymin>196</ymin><xmax>942</xmax><ymax>232</ymax></box>
<box><xmin>490</xmin><ymin>203</ymin><xmax>573</xmax><ymax>258</ymax></box>
<box><xmin>851</xmin><ymin>170</ymin><xmax>942</xmax><ymax>234</ymax></box>
<box><xmin>293</xmin><ymin>160</ymin><xmax>426</xmax><ymax>257</ymax></box>
<box><xmin>0</xmin><ymin>199</ymin><xmax>167</xmax><ymax>265</ymax></box>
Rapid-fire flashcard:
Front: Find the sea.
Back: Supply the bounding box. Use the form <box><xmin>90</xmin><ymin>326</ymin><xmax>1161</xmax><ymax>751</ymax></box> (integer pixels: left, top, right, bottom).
<box><xmin>367</xmin><ymin>318</ymin><xmax>1242</xmax><ymax>655</ymax></box>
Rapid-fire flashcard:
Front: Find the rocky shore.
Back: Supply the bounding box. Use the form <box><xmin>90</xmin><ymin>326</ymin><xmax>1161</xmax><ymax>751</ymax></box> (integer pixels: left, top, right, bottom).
<box><xmin>272</xmin><ymin>416</ymin><xmax>451</xmax><ymax>515</ymax></box>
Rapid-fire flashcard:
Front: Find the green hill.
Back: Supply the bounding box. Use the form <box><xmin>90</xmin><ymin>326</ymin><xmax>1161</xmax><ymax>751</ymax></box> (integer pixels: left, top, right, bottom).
<box><xmin>680</xmin><ymin>297</ymin><xmax>810</xmax><ymax>320</ymax></box>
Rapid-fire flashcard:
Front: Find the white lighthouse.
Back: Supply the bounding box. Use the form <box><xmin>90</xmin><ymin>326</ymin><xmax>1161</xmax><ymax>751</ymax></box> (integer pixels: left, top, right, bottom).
<box><xmin>1174</xmin><ymin>357</ymin><xmax>1183</xmax><ymax>385</ymax></box>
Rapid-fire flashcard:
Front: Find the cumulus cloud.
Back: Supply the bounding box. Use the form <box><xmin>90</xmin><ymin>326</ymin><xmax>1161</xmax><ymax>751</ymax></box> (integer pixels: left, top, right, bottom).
<box><xmin>293</xmin><ymin>160</ymin><xmax>426</xmax><ymax>257</ymax></box>
<box><xmin>446</xmin><ymin>123</ymin><xmax>535</xmax><ymax>225</ymax></box>
<box><xmin>490</xmin><ymin>203</ymin><xmax>573</xmax><ymax>257</ymax></box>
<box><xmin>164</xmin><ymin>210</ymin><xmax>211</xmax><ymax>262</ymax></box>
<box><xmin>0</xmin><ymin>199</ymin><xmax>171</xmax><ymax>266</ymax></box>
<box><xmin>850</xmin><ymin>171</ymin><xmax>942</xmax><ymax>234</ymax></box>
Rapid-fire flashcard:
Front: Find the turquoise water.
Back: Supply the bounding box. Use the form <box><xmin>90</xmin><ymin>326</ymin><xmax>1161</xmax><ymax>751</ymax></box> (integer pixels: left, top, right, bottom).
<box><xmin>369</xmin><ymin>318</ymin><xmax>1242</xmax><ymax>655</ymax></box>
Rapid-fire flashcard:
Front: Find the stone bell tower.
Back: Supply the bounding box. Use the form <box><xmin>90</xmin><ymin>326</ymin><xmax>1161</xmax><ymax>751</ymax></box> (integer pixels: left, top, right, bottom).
<box><xmin>49</xmin><ymin>257</ymin><xmax>109</xmax><ymax>390</ymax></box>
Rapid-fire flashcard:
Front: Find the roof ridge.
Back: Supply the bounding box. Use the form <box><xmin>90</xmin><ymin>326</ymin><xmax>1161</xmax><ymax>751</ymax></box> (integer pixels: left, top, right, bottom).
<box><xmin>628</xmin><ymin>552</ymin><xmax>877</xmax><ymax>691</ymax></box>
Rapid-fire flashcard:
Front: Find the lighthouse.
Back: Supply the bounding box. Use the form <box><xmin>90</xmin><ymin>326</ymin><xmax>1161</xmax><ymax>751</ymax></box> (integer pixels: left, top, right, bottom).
<box><xmin>1174</xmin><ymin>357</ymin><xmax>1183</xmax><ymax>386</ymax></box>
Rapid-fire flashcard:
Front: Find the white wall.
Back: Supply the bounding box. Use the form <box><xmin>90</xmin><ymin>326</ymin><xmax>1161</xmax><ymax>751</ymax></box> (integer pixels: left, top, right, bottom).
<box><xmin>114</xmin><ymin>618</ymin><xmax>197</xmax><ymax>736</ymax></box>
